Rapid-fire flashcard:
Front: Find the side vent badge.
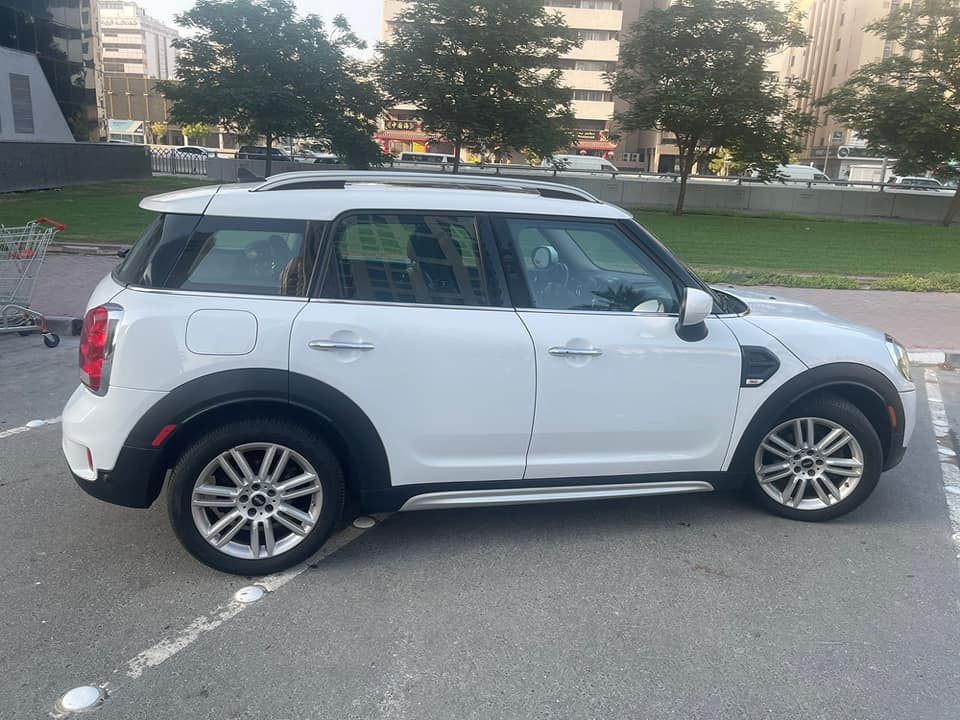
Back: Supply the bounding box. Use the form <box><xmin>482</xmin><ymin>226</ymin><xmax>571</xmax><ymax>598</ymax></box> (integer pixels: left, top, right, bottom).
<box><xmin>741</xmin><ymin>346</ymin><xmax>780</xmax><ymax>387</ymax></box>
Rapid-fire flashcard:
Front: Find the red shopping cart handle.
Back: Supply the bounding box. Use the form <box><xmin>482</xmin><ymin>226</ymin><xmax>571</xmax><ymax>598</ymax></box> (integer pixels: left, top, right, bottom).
<box><xmin>35</xmin><ymin>217</ymin><xmax>67</xmax><ymax>232</ymax></box>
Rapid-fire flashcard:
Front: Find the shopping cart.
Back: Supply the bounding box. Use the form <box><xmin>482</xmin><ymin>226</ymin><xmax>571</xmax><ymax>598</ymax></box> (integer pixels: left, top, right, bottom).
<box><xmin>0</xmin><ymin>217</ymin><xmax>65</xmax><ymax>348</ymax></box>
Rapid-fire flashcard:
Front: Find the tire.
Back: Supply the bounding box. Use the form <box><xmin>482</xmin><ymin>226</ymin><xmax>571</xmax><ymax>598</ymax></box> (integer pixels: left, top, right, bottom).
<box><xmin>746</xmin><ymin>394</ymin><xmax>882</xmax><ymax>522</ymax></box>
<box><xmin>43</xmin><ymin>333</ymin><xmax>60</xmax><ymax>348</ymax></box>
<box><xmin>167</xmin><ymin>418</ymin><xmax>344</xmax><ymax>575</ymax></box>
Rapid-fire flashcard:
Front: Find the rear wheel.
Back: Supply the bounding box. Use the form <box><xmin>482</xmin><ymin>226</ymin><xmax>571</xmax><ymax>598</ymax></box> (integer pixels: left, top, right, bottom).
<box><xmin>747</xmin><ymin>395</ymin><xmax>882</xmax><ymax>521</ymax></box>
<box><xmin>168</xmin><ymin>418</ymin><xmax>344</xmax><ymax>575</ymax></box>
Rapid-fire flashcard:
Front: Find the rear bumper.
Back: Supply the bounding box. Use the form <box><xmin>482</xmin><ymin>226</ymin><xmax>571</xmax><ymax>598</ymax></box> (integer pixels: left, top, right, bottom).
<box><xmin>69</xmin><ymin>445</ymin><xmax>165</xmax><ymax>508</ymax></box>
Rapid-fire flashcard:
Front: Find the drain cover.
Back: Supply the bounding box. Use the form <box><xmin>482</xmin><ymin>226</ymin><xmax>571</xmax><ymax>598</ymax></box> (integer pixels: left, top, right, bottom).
<box><xmin>56</xmin><ymin>685</ymin><xmax>105</xmax><ymax>713</ymax></box>
<box><xmin>352</xmin><ymin>516</ymin><xmax>376</xmax><ymax>529</ymax></box>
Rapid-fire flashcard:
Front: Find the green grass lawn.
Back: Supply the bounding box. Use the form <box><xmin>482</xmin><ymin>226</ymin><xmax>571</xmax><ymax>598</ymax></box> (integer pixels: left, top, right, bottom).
<box><xmin>0</xmin><ymin>178</ymin><xmax>215</xmax><ymax>244</ymax></box>
<box><xmin>2</xmin><ymin>179</ymin><xmax>958</xmax><ymax>290</ymax></box>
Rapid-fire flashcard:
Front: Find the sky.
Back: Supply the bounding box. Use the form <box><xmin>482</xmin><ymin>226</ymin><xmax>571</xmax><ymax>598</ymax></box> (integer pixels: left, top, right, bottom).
<box><xmin>138</xmin><ymin>1</ymin><xmax>382</xmax><ymax>51</ymax></box>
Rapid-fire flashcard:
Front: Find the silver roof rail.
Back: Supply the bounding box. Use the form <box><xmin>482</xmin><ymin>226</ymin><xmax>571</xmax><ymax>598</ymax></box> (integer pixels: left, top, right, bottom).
<box><xmin>249</xmin><ymin>170</ymin><xmax>602</xmax><ymax>203</ymax></box>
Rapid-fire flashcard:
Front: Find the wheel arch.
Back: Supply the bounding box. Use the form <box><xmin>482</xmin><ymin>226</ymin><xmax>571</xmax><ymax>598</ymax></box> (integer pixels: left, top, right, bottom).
<box><xmin>729</xmin><ymin>362</ymin><xmax>904</xmax><ymax>474</ymax></box>
<box><xmin>125</xmin><ymin>369</ymin><xmax>391</xmax><ymax>508</ymax></box>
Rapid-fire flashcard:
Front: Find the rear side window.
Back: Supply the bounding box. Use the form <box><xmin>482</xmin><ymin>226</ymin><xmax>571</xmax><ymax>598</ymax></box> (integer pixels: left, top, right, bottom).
<box><xmin>322</xmin><ymin>213</ymin><xmax>492</xmax><ymax>306</ymax></box>
<box><xmin>116</xmin><ymin>214</ymin><xmax>321</xmax><ymax>297</ymax></box>
<box><xmin>166</xmin><ymin>216</ymin><xmax>314</xmax><ymax>296</ymax></box>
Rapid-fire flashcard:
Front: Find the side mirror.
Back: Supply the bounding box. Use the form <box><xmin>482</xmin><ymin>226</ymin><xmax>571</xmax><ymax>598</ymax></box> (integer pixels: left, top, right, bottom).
<box><xmin>676</xmin><ymin>287</ymin><xmax>713</xmax><ymax>341</ymax></box>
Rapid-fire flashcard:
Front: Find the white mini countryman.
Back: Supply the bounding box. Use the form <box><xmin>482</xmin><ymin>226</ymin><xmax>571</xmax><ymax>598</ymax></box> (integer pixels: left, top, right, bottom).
<box><xmin>62</xmin><ymin>172</ymin><xmax>916</xmax><ymax>574</ymax></box>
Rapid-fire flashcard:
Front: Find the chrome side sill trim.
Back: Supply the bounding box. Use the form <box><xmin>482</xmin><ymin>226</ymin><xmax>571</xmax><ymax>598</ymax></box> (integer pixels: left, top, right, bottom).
<box><xmin>399</xmin><ymin>481</ymin><xmax>714</xmax><ymax>511</ymax></box>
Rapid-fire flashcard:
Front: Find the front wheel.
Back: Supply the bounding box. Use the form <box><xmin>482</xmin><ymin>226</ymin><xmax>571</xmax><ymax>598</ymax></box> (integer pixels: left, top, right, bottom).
<box><xmin>747</xmin><ymin>395</ymin><xmax>882</xmax><ymax>521</ymax></box>
<box><xmin>167</xmin><ymin>418</ymin><xmax>344</xmax><ymax>575</ymax></box>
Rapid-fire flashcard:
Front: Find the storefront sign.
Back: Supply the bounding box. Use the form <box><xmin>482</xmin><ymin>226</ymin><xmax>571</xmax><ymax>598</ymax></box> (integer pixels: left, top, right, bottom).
<box><xmin>384</xmin><ymin>119</ymin><xmax>421</xmax><ymax>132</ymax></box>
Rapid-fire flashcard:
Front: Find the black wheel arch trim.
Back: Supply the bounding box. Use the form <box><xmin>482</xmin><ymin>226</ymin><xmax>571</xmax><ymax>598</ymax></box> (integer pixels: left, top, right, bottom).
<box><xmin>729</xmin><ymin>362</ymin><xmax>906</xmax><ymax>474</ymax></box>
<box><xmin>120</xmin><ymin>368</ymin><xmax>391</xmax><ymax>508</ymax></box>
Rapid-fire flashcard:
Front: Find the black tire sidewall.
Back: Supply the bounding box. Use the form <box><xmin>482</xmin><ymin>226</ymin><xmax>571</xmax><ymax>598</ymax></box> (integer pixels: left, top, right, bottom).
<box><xmin>746</xmin><ymin>395</ymin><xmax>883</xmax><ymax>522</ymax></box>
<box><xmin>167</xmin><ymin>418</ymin><xmax>344</xmax><ymax>575</ymax></box>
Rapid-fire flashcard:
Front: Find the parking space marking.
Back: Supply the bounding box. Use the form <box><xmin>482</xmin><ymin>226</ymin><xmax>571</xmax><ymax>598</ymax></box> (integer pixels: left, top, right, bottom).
<box><xmin>49</xmin><ymin>515</ymin><xmax>389</xmax><ymax>717</ymax></box>
<box><xmin>924</xmin><ymin>368</ymin><xmax>960</xmax><ymax>557</ymax></box>
<box><xmin>0</xmin><ymin>416</ymin><xmax>61</xmax><ymax>441</ymax></box>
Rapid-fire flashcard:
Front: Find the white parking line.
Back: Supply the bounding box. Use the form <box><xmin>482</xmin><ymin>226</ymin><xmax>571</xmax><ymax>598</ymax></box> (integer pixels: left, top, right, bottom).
<box><xmin>49</xmin><ymin>514</ymin><xmax>389</xmax><ymax>717</ymax></box>
<box><xmin>0</xmin><ymin>416</ymin><xmax>61</xmax><ymax>441</ymax></box>
<box><xmin>924</xmin><ymin>368</ymin><xmax>960</xmax><ymax>558</ymax></box>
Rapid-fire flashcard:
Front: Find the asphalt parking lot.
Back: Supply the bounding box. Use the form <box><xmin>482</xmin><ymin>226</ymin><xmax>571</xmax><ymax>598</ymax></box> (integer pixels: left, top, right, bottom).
<box><xmin>1</xmin><ymin>334</ymin><xmax>959</xmax><ymax>720</ymax></box>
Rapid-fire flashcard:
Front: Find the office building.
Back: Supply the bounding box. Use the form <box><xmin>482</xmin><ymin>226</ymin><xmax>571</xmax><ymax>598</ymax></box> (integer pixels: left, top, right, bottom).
<box><xmin>99</xmin><ymin>0</ymin><xmax>177</xmax><ymax>80</ymax></box>
<box><xmin>0</xmin><ymin>0</ymin><xmax>104</xmax><ymax>141</ymax></box>
<box><xmin>378</xmin><ymin>0</ymin><xmax>622</xmax><ymax>158</ymax></box>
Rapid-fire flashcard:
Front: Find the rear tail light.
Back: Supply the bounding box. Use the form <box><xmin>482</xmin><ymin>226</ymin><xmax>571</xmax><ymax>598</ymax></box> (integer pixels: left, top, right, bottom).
<box><xmin>79</xmin><ymin>304</ymin><xmax>122</xmax><ymax>394</ymax></box>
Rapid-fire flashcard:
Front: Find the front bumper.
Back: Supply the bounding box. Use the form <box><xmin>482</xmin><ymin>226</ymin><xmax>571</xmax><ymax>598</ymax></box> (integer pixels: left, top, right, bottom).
<box><xmin>884</xmin><ymin>388</ymin><xmax>916</xmax><ymax>471</ymax></box>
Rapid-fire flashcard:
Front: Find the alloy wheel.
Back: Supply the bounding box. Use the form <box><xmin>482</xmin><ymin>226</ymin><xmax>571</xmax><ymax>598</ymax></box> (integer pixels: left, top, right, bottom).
<box><xmin>191</xmin><ymin>442</ymin><xmax>324</xmax><ymax>559</ymax></box>
<box><xmin>754</xmin><ymin>417</ymin><xmax>864</xmax><ymax>511</ymax></box>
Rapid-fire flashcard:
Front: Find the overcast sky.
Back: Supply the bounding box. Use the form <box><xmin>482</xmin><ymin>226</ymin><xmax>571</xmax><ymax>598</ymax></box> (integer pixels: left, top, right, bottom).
<box><xmin>137</xmin><ymin>1</ymin><xmax>382</xmax><ymax>50</ymax></box>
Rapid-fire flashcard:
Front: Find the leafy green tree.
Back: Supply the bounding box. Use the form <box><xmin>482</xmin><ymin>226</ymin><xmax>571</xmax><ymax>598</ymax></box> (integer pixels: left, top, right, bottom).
<box><xmin>821</xmin><ymin>0</ymin><xmax>960</xmax><ymax>225</ymax></box>
<box><xmin>149</xmin><ymin>121</ymin><xmax>169</xmax><ymax>145</ymax></box>
<box><xmin>377</xmin><ymin>0</ymin><xmax>578</xmax><ymax>173</ymax></box>
<box><xmin>610</xmin><ymin>0</ymin><xmax>812</xmax><ymax>214</ymax></box>
<box><xmin>179</xmin><ymin>122</ymin><xmax>213</xmax><ymax>145</ymax></box>
<box><xmin>158</xmin><ymin>0</ymin><xmax>382</xmax><ymax>176</ymax></box>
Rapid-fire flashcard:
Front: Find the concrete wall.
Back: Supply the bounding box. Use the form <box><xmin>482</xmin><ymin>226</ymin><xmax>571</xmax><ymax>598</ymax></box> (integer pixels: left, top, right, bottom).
<box><xmin>0</xmin><ymin>142</ymin><xmax>152</xmax><ymax>193</ymax></box>
<box><xmin>206</xmin><ymin>157</ymin><xmax>305</xmax><ymax>182</ymax></box>
<box><xmin>488</xmin><ymin>173</ymin><xmax>957</xmax><ymax>225</ymax></box>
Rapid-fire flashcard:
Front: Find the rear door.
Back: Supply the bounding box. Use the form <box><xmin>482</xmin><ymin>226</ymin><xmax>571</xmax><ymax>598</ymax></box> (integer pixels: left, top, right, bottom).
<box><xmin>289</xmin><ymin>211</ymin><xmax>535</xmax><ymax>487</ymax></box>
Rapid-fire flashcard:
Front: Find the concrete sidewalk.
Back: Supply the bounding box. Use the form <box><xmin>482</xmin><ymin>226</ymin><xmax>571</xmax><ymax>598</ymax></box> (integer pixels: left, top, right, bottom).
<box><xmin>21</xmin><ymin>255</ymin><xmax>960</xmax><ymax>351</ymax></box>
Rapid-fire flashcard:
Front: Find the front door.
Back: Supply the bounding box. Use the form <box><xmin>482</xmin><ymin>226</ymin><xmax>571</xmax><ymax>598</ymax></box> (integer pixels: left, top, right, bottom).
<box><xmin>290</xmin><ymin>211</ymin><xmax>535</xmax><ymax>487</ymax></box>
<box><xmin>496</xmin><ymin>216</ymin><xmax>742</xmax><ymax>480</ymax></box>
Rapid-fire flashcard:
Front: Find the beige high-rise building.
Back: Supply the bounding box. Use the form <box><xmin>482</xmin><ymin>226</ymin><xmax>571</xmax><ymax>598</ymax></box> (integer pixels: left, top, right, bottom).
<box><xmin>773</xmin><ymin>0</ymin><xmax>896</xmax><ymax>175</ymax></box>
<box><xmin>377</xmin><ymin>0</ymin><xmax>623</xmax><ymax>159</ymax></box>
<box><xmin>99</xmin><ymin>0</ymin><xmax>179</xmax><ymax>80</ymax></box>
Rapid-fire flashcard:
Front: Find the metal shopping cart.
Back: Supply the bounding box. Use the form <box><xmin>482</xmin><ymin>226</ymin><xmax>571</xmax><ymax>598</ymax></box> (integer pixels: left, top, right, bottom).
<box><xmin>0</xmin><ymin>217</ymin><xmax>65</xmax><ymax>348</ymax></box>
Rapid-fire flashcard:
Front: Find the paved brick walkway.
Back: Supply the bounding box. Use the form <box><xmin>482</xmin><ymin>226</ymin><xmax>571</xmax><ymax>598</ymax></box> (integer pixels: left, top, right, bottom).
<box><xmin>21</xmin><ymin>255</ymin><xmax>960</xmax><ymax>351</ymax></box>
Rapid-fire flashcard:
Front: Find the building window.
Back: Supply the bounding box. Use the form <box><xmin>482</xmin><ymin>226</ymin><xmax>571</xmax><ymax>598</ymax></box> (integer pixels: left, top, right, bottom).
<box><xmin>831</xmin><ymin>63</ymin><xmax>837</xmax><ymax>76</ymax></box>
<box><xmin>839</xmin><ymin>13</ymin><xmax>845</xmax><ymax>25</ymax></box>
<box><xmin>545</xmin><ymin>0</ymin><xmax>619</xmax><ymax>7</ymax></box>
<box><xmin>790</xmin><ymin>55</ymin><xmax>795</xmax><ymax>67</ymax></box>
<box><xmin>9</xmin><ymin>74</ymin><xmax>34</xmax><ymax>134</ymax></box>
<box><xmin>575</xmin><ymin>29</ymin><xmax>618</xmax><ymax>42</ymax></box>
<box><xmin>572</xmin><ymin>89</ymin><xmax>612</xmax><ymax>102</ymax></box>
<box><xmin>835</xmin><ymin>37</ymin><xmax>841</xmax><ymax>51</ymax></box>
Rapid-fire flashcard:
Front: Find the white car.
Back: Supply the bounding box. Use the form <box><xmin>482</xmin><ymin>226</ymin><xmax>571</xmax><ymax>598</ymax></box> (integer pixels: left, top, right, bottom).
<box><xmin>62</xmin><ymin>172</ymin><xmax>916</xmax><ymax>575</ymax></box>
<box><xmin>542</xmin><ymin>154</ymin><xmax>619</xmax><ymax>172</ymax></box>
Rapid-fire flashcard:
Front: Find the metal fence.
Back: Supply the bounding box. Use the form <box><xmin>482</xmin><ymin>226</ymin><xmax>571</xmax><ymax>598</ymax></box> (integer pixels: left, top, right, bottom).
<box><xmin>150</xmin><ymin>149</ymin><xmax>208</xmax><ymax>176</ymax></box>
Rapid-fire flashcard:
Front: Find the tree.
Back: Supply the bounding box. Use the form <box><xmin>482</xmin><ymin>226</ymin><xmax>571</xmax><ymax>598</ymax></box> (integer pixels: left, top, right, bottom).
<box><xmin>377</xmin><ymin>0</ymin><xmax>578</xmax><ymax>173</ymax></box>
<box><xmin>179</xmin><ymin>122</ymin><xmax>213</xmax><ymax>145</ymax></box>
<box><xmin>149</xmin><ymin>122</ymin><xmax>169</xmax><ymax>145</ymax></box>
<box><xmin>610</xmin><ymin>0</ymin><xmax>812</xmax><ymax>214</ymax></box>
<box><xmin>158</xmin><ymin>0</ymin><xmax>383</xmax><ymax>176</ymax></box>
<box><xmin>821</xmin><ymin>0</ymin><xmax>960</xmax><ymax>226</ymax></box>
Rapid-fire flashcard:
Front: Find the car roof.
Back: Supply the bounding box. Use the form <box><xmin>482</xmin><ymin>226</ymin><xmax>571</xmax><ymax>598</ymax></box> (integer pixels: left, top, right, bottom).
<box><xmin>140</xmin><ymin>172</ymin><xmax>633</xmax><ymax>221</ymax></box>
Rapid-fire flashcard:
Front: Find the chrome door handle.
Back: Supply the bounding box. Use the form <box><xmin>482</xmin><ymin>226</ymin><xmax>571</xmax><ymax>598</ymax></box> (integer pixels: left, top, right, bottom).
<box><xmin>309</xmin><ymin>340</ymin><xmax>375</xmax><ymax>351</ymax></box>
<box><xmin>548</xmin><ymin>346</ymin><xmax>603</xmax><ymax>357</ymax></box>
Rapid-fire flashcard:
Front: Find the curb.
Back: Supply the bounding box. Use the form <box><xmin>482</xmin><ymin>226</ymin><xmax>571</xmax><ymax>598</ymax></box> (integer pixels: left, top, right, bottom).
<box><xmin>49</xmin><ymin>243</ymin><xmax>128</xmax><ymax>256</ymax></box>
<box><xmin>908</xmin><ymin>350</ymin><xmax>960</xmax><ymax>367</ymax></box>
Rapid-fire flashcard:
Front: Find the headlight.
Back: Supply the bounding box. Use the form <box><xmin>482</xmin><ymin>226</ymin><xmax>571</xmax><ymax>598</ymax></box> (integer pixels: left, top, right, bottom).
<box><xmin>885</xmin><ymin>335</ymin><xmax>911</xmax><ymax>380</ymax></box>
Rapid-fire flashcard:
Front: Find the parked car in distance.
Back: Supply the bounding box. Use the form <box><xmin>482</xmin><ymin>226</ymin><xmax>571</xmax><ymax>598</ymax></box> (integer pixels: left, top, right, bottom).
<box><xmin>294</xmin><ymin>151</ymin><xmax>342</xmax><ymax>165</ymax></box>
<box><xmin>886</xmin><ymin>176</ymin><xmax>951</xmax><ymax>192</ymax></box>
<box><xmin>63</xmin><ymin>171</ymin><xmax>916</xmax><ymax>575</ymax></box>
<box><xmin>395</xmin><ymin>151</ymin><xmax>457</xmax><ymax>166</ymax></box>
<box><xmin>174</xmin><ymin>145</ymin><xmax>213</xmax><ymax>158</ymax></box>
<box><xmin>237</xmin><ymin>145</ymin><xmax>293</xmax><ymax>162</ymax></box>
<box><xmin>542</xmin><ymin>154</ymin><xmax>619</xmax><ymax>172</ymax></box>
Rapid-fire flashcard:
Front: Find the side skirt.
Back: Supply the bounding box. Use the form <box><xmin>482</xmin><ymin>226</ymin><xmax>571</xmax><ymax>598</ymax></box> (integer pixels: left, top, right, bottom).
<box><xmin>400</xmin><ymin>480</ymin><xmax>714</xmax><ymax>511</ymax></box>
<box><xmin>361</xmin><ymin>472</ymin><xmax>746</xmax><ymax>513</ymax></box>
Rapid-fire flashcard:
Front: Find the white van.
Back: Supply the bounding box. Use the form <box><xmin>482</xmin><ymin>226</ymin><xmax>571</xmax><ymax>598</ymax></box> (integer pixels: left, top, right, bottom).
<box><xmin>396</xmin><ymin>152</ymin><xmax>457</xmax><ymax>165</ymax></box>
<box><xmin>775</xmin><ymin>164</ymin><xmax>831</xmax><ymax>183</ymax></box>
<box><xmin>542</xmin><ymin>154</ymin><xmax>619</xmax><ymax>172</ymax></box>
